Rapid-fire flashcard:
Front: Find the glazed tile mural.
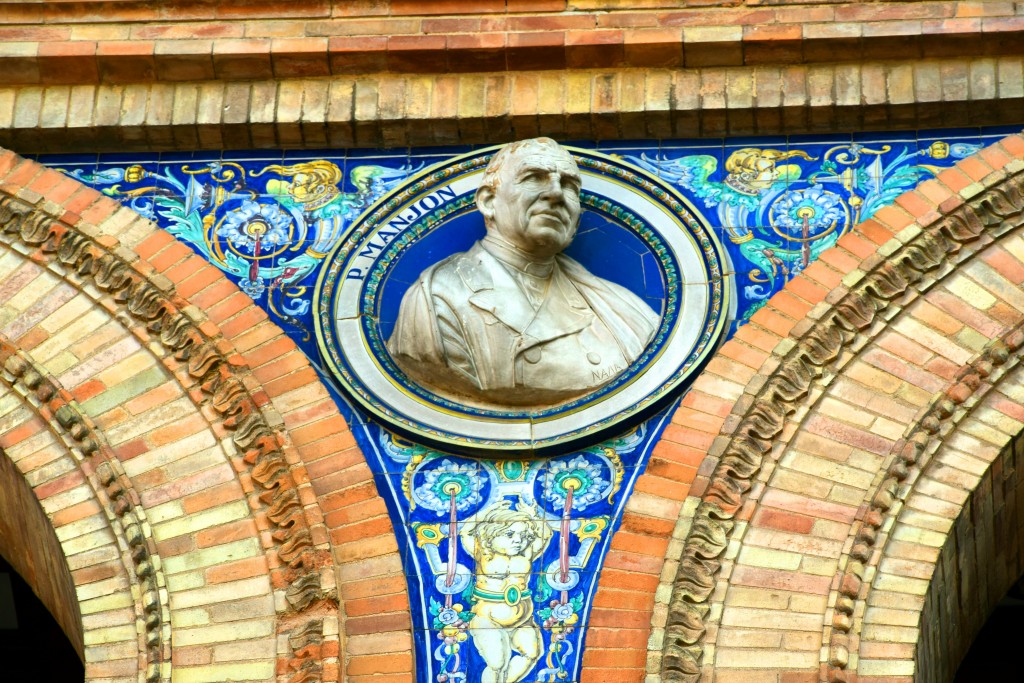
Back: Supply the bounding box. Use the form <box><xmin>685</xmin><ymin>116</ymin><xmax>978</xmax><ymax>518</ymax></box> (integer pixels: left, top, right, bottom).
<box><xmin>36</xmin><ymin>126</ymin><xmax>1013</xmax><ymax>683</ymax></box>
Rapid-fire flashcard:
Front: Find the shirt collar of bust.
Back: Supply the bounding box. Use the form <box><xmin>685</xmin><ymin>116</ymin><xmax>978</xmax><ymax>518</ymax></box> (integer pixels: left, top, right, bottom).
<box><xmin>481</xmin><ymin>234</ymin><xmax>555</xmax><ymax>278</ymax></box>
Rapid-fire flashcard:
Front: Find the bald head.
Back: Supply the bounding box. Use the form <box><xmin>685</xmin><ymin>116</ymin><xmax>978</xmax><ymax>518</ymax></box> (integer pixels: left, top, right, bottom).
<box><xmin>474</xmin><ymin>138</ymin><xmax>582</xmax><ymax>258</ymax></box>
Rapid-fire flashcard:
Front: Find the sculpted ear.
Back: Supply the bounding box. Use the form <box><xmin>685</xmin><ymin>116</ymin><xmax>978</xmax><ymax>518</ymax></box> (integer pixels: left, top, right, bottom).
<box><xmin>476</xmin><ymin>185</ymin><xmax>495</xmax><ymax>223</ymax></box>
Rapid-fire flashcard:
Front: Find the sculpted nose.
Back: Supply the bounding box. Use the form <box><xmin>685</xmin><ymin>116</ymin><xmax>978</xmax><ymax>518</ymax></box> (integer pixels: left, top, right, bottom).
<box><xmin>540</xmin><ymin>174</ymin><xmax>563</xmax><ymax>200</ymax></box>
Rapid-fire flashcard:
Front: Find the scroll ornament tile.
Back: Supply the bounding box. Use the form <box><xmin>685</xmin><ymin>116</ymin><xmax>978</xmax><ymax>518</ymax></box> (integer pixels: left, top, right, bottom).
<box><xmin>39</xmin><ymin>128</ymin><xmax>994</xmax><ymax>683</ymax></box>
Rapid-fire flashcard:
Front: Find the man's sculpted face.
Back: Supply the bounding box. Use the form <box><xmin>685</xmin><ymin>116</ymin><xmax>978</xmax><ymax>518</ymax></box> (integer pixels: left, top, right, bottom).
<box><xmin>483</xmin><ymin>144</ymin><xmax>582</xmax><ymax>258</ymax></box>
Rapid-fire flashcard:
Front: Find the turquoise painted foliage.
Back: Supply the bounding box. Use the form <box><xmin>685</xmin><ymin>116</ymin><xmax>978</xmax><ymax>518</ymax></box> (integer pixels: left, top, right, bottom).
<box><xmin>62</xmin><ymin>159</ymin><xmax>420</xmax><ymax>335</ymax></box>
<box><xmin>627</xmin><ymin>138</ymin><xmax>982</xmax><ymax>320</ymax></box>
<box><xmin>38</xmin><ymin>128</ymin><xmax>1002</xmax><ymax>683</ymax></box>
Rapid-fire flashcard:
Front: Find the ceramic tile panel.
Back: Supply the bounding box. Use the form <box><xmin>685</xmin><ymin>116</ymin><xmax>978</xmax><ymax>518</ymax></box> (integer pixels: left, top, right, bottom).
<box><xmin>35</xmin><ymin>126</ymin><xmax>993</xmax><ymax>682</ymax></box>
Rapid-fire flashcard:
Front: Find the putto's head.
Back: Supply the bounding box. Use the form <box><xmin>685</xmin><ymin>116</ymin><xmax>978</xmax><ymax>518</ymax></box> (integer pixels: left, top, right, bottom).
<box><xmin>475</xmin><ymin>138</ymin><xmax>582</xmax><ymax>258</ymax></box>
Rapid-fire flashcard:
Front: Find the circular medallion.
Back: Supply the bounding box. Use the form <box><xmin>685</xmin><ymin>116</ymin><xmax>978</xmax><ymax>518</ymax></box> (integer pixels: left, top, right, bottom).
<box><xmin>315</xmin><ymin>144</ymin><xmax>728</xmax><ymax>454</ymax></box>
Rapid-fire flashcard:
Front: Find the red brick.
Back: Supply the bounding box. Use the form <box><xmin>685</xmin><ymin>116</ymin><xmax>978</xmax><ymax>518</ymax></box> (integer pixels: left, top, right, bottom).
<box><xmin>754</xmin><ymin>508</ymin><xmax>815</xmax><ymax>534</ymax></box>
<box><xmin>205</xmin><ymin>555</ymin><xmax>268</xmax><ymax>583</ymax></box>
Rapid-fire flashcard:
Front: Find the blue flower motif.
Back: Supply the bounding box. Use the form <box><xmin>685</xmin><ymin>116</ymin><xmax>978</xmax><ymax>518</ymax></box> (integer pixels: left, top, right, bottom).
<box><xmin>770</xmin><ymin>185</ymin><xmax>845</xmax><ymax>235</ymax></box>
<box><xmin>240</xmin><ymin>277</ymin><xmax>266</xmax><ymax>300</ymax></box>
<box><xmin>544</xmin><ymin>455</ymin><xmax>611</xmax><ymax>511</ymax></box>
<box><xmin>218</xmin><ymin>200</ymin><xmax>292</xmax><ymax>252</ymax></box>
<box><xmin>552</xmin><ymin>602</ymin><xmax>575</xmax><ymax>621</ymax></box>
<box><xmin>413</xmin><ymin>460</ymin><xmax>484</xmax><ymax>514</ymax></box>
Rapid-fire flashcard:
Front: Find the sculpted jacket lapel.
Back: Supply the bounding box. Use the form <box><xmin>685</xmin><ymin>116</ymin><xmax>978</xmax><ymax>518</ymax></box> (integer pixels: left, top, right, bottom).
<box><xmin>457</xmin><ymin>245</ymin><xmax>536</xmax><ymax>388</ymax></box>
<box><xmin>521</xmin><ymin>266</ymin><xmax>593</xmax><ymax>348</ymax></box>
<box><xmin>465</xmin><ymin>247</ymin><xmax>538</xmax><ymax>334</ymax></box>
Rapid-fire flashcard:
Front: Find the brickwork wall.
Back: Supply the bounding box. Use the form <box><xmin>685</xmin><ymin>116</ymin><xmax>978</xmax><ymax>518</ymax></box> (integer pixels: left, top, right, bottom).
<box><xmin>3</xmin><ymin>1</ymin><xmax>1022</xmax><ymax>82</ymax></box>
<box><xmin>0</xmin><ymin>441</ymin><xmax>83</xmax><ymax>659</ymax></box>
<box><xmin>0</xmin><ymin>151</ymin><xmax>411</xmax><ymax>682</ymax></box>
<box><xmin>634</xmin><ymin>133</ymin><xmax>1024</xmax><ymax>683</ymax></box>
<box><xmin>1</xmin><ymin>3</ymin><xmax>1023</xmax><ymax>682</ymax></box>
<box><xmin>2</xmin><ymin>1</ymin><xmax>1022</xmax><ymax>151</ymax></box>
<box><xmin>913</xmin><ymin>426</ymin><xmax>1024</xmax><ymax>683</ymax></box>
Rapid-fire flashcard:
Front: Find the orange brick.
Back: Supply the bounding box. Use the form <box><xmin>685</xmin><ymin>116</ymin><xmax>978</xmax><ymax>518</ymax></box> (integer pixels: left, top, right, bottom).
<box><xmin>346</xmin><ymin>652</ymin><xmax>413</xmax><ymax>676</ymax></box>
<box><xmin>196</xmin><ymin>519</ymin><xmax>258</xmax><ymax>548</ymax></box>
<box><xmin>206</xmin><ymin>555</ymin><xmax>269</xmax><ymax>583</ymax></box>
<box><xmin>329</xmin><ymin>514</ymin><xmax>397</xmax><ymax>546</ymax></box>
<box><xmin>181</xmin><ymin>480</ymin><xmax>246</xmax><ymax>514</ymax></box>
<box><xmin>597</xmin><ymin>567</ymin><xmax>660</xmax><ymax>593</ymax></box>
<box><xmin>345</xmin><ymin>592</ymin><xmax>411</xmax><ymax>619</ymax></box>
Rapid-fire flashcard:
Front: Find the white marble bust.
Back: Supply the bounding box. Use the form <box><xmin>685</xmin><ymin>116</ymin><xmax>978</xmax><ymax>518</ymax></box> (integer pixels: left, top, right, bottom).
<box><xmin>386</xmin><ymin>138</ymin><xmax>659</xmax><ymax>406</ymax></box>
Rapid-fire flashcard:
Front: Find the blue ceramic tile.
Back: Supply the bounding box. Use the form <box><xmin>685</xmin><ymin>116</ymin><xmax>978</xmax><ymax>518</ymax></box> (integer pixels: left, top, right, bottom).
<box><xmin>979</xmin><ymin>124</ymin><xmax>1024</xmax><ymax>143</ymax></box>
<box><xmin>220</xmin><ymin>149</ymin><xmax>285</xmax><ymax>162</ymax></box>
<box><xmin>558</xmin><ymin>139</ymin><xmax>599</xmax><ymax>150</ymax></box>
<box><xmin>32</xmin><ymin>126</ymin><xmax>1016</xmax><ymax>683</ymax></box>
<box><xmin>345</xmin><ymin>147</ymin><xmax>410</xmax><ymax>162</ymax></box>
<box><xmin>33</xmin><ymin>152</ymin><xmax>98</xmax><ymax>167</ymax></box>
<box><xmin>411</xmin><ymin>143</ymin><xmax>475</xmax><ymax>157</ymax></box>
<box><xmin>595</xmin><ymin>138</ymin><xmax>660</xmax><ymax>153</ymax></box>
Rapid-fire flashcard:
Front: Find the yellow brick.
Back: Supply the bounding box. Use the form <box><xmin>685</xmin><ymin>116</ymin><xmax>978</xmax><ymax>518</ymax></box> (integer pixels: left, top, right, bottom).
<box><xmin>715</xmin><ymin>647</ymin><xmax>817</xmax><ymax>669</ymax></box>
<box><xmin>121</xmin><ymin>431</ymin><xmax>218</xmax><ymax>478</ymax></box>
<box><xmin>79</xmin><ymin>591</ymin><xmax>135</xmax><ymax>616</ymax></box>
<box><xmin>174</xmin><ymin>620</ymin><xmax>274</xmax><ymax>647</ymax></box>
<box><xmin>800</xmin><ymin>556</ymin><xmax>839</xmax><ymax>577</ymax></box>
<box><xmin>146</xmin><ymin>500</ymin><xmax>186</xmax><ymax>525</ymax></box>
<box><xmin>168</xmin><ymin>662</ymin><xmax>275</xmax><ymax>683</ymax></box>
<box><xmin>863</xmin><ymin>606</ymin><xmax>919</xmax><ymax>627</ymax></box>
<box><xmin>76</xmin><ymin>575</ymin><xmax>131</xmax><ymax>602</ymax></box>
<box><xmin>346</xmin><ymin>631</ymin><xmax>413</xmax><ymax>656</ymax></box>
<box><xmin>857</xmin><ymin>658</ymin><xmax>916</xmax><ymax>676</ymax></box>
<box><xmin>106</xmin><ymin>396</ymin><xmax>195</xmax><ymax>445</ymax></box>
<box><xmin>1000</xmin><ymin>232</ymin><xmax>1024</xmax><ymax>263</ymax></box>
<box><xmin>715</xmin><ymin>629</ymin><xmax>782</xmax><ymax>648</ymax></box>
<box><xmin>165</xmin><ymin>447</ymin><xmax>232</xmax><ymax>480</ymax></box>
<box><xmin>154</xmin><ymin>501</ymin><xmax>249</xmax><ymax>541</ymax></box>
<box><xmin>172</xmin><ymin>577</ymin><xmax>271</xmax><ymax>609</ymax></box>
<box><xmin>784</xmin><ymin>452</ymin><xmax>874</xmax><ymax>489</ymax></box>
<box><xmin>788</xmin><ymin>593</ymin><xmax>828</xmax><ymax>614</ymax></box>
<box><xmin>828</xmin><ymin>483</ymin><xmax>867</xmax><ymax>507</ymax></box>
<box><xmin>94</xmin><ymin>350</ymin><xmax>159</xmax><ymax>387</ymax></box>
<box><xmin>898</xmin><ymin>509</ymin><xmax>953</xmax><ymax>535</ymax></box>
<box><xmin>45</xmin><ymin>350</ymin><xmax>79</xmax><ymax>376</ymax></box>
<box><xmin>861</xmin><ymin>623</ymin><xmax>919</xmax><ymax>643</ymax></box>
<box><xmin>162</xmin><ymin>538</ymin><xmax>262</xmax><ymax>575</ymax></box>
<box><xmin>9</xmin><ymin>270</ymin><xmax>58</xmax><ymax>313</ymax></box>
<box><xmin>84</xmin><ymin>640</ymin><xmax>138</xmax><ymax>663</ymax></box>
<box><xmin>720</xmin><ymin>607</ymin><xmax>822</xmax><ymax>632</ymax></box>
<box><xmin>212</xmin><ymin>638</ymin><xmax>278</xmax><ymax>662</ymax></box>
<box><xmin>36</xmin><ymin>294</ymin><xmax>100</xmax><ymax>337</ymax></box>
<box><xmin>872</xmin><ymin>572</ymin><xmax>930</xmax><ymax>596</ymax></box>
<box><xmin>890</xmin><ymin>523</ymin><xmax>946</xmax><ymax>548</ymax></box>
<box><xmin>83</xmin><ymin>624</ymin><xmax>137</xmax><ymax>646</ymax></box>
<box><xmin>165</xmin><ymin>569</ymin><xmax>207</xmax><ymax>593</ymax></box>
<box><xmin>741</xmin><ymin>544</ymin><xmax>802</xmax><ymax>573</ymax></box>
<box><xmin>723</xmin><ymin>586</ymin><xmax>788</xmax><ymax>610</ymax></box>
<box><xmin>24</xmin><ymin>452</ymin><xmax>77</xmax><ymax>488</ymax></box>
<box><xmin>819</xmin><ymin>397</ymin><xmax>873</xmax><ymax>427</ymax></box>
<box><xmin>39</xmin><ymin>483</ymin><xmax>96</xmax><ymax>516</ymax></box>
<box><xmin>60</xmin><ymin>528</ymin><xmax>117</xmax><ymax>557</ymax></box>
<box><xmin>169</xmin><ymin>608</ymin><xmax>212</xmax><ymax>629</ymax></box>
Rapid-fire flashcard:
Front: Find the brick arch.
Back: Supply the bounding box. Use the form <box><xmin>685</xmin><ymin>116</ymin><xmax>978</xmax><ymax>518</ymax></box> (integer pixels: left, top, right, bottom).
<box><xmin>661</xmin><ymin>134</ymin><xmax>1024</xmax><ymax>682</ymax></box>
<box><xmin>577</xmin><ymin>132</ymin><xmax>1024</xmax><ymax>683</ymax></box>
<box><xmin>839</xmin><ymin>325</ymin><xmax>1024</xmax><ymax>683</ymax></box>
<box><xmin>0</xmin><ymin>340</ymin><xmax>171</xmax><ymax>681</ymax></box>
<box><xmin>0</xmin><ymin>150</ymin><xmax>411</xmax><ymax>682</ymax></box>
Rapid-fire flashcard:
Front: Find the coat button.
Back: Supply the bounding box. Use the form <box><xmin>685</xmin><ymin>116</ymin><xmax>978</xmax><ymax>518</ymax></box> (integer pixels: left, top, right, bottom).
<box><xmin>587</xmin><ymin>352</ymin><xmax>601</xmax><ymax>365</ymax></box>
<box><xmin>524</xmin><ymin>347</ymin><xmax>542</xmax><ymax>363</ymax></box>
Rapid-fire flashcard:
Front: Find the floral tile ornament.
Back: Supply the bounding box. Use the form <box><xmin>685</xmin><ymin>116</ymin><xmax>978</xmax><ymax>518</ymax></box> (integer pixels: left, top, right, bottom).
<box><xmin>37</xmin><ymin>126</ymin><xmax>994</xmax><ymax>683</ymax></box>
